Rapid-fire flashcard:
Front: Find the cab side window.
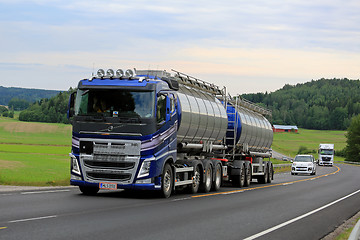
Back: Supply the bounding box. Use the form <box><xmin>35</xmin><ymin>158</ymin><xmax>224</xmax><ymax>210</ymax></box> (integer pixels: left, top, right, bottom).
<box><xmin>169</xmin><ymin>94</ymin><xmax>176</xmax><ymax>114</ymax></box>
<box><xmin>157</xmin><ymin>94</ymin><xmax>166</xmax><ymax>123</ymax></box>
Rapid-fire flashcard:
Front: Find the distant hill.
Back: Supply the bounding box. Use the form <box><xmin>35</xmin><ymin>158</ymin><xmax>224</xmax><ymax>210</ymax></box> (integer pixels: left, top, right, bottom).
<box><xmin>0</xmin><ymin>86</ymin><xmax>60</xmax><ymax>106</ymax></box>
<box><xmin>241</xmin><ymin>78</ymin><xmax>360</xmax><ymax>130</ymax></box>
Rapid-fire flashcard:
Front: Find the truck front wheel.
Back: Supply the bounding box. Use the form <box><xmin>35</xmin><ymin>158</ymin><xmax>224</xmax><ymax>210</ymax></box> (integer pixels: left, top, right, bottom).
<box><xmin>161</xmin><ymin>163</ymin><xmax>173</xmax><ymax>198</ymax></box>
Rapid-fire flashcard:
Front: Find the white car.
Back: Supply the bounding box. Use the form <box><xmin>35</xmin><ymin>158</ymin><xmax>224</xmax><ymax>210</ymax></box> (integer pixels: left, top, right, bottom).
<box><xmin>291</xmin><ymin>154</ymin><xmax>316</xmax><ymax>175</ymax></box>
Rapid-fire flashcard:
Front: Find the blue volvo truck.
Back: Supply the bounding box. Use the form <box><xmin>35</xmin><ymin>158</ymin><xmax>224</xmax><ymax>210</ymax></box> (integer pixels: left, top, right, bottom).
<box><xmin>68</xmin><ymin>68</ymin><xmax>273</xmax><ymax>197</ymax></box>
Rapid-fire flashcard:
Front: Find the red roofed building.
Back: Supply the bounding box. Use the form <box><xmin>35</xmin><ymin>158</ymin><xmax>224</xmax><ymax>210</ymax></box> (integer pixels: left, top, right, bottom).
<box><xmin>273</xmin><ymin>125</ymin><xmax>298</xmax><ymax>133</ymax></box>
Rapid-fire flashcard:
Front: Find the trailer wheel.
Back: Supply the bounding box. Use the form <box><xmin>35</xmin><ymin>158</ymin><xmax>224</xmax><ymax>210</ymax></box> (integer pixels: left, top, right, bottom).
<box><xmin>212</xmin><ymin>163</ymin><xmax>222</xmax><ymax>191</ymax></box>
<box><xmin>267</xmin><ymin>162</ymin><xmax>273</xmax><ymax>183</ymax></box>
<box><xmin>244</xmin><ymin>162</ymin><xmax>251</xmax><ymax>187</ymax></box>
<box><xmin>200</xmin><ymin>163</ymin><xmax>212</xmax><ymax>193</ymax></box>
<box><xmin>161</xmin><ymin>163</ymin><xmax>173</xmax><ymax>198</ymax></box>
<box><xmin>189</xmin><ymin>164</ymin><xmax>201</xmax><ymax>194</ymax></box>
<box><xmin>232</xmin><ymin>164</ymin><xmax>245</xmax><ymax>188</ymax></box>
<box><xmin>258</xmin><ymin>162</ymin><xmax>268</xmax><ymax>184</ymax></box>
<box><xmin>79</xmin><ymin>186</ymin><xmax>99</xmax><ymax>196</ymax></box>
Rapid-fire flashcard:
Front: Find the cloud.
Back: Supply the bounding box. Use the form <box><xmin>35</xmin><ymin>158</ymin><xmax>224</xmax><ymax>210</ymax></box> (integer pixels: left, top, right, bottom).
<box><xmin>0</xmin><ymin>0</ymin><xmax>359</xmax><ymax>93</ymax></box>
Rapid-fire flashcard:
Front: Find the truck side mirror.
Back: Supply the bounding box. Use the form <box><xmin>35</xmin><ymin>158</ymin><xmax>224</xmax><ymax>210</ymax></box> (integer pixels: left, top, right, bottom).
<box><xmin>67</xmin><ymin>92</ymin><xmax>76</xmax><ymax>119</ymax></box>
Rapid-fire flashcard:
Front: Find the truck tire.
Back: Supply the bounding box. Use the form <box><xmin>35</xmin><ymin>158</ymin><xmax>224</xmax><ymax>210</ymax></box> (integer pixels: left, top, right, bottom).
<box><xmin>79</xmin><ymin>186</ymin><xmax>99</xmax><ymax>196</ymax></box>
<box><xmin>189</xmin><ymin>164</ymin><xmax>201</xmax><ymax>194</ymax></box>
<box><xmin>200</xmin><ymin>162</ymin><xmax>212</xmax><ymax>193</ymax></box>
<box><xmin>212</xmin><ymin>162</ymin><xmax>222</xmax><ymax>191</ymax></box>
<box><xmin>232</xmin><ymin>163</ymin><xmax>245</xmax><ymax>188</ymax></box>
<box><xmin>267</xmin><ymin>162</ymin><xmax>273</xmax><ymax>183</ymax></box>
<box><xmin>244</xmin><ymin>162</ymin><xmax>251</xmax><ymax>187</ymax></box>
<box><xmin>258</xmin><ymin>162</ymin><xmax>268</xmax><ymax>184</ymax></box>
<box><xmin>161</xmin><ymin>163</ymin><xmax>173</xmax><ymax>198</ymax></box>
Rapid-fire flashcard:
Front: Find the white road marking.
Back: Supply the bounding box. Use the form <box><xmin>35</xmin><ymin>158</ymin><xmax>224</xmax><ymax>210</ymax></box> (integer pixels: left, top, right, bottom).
<box><xmin>21</xmin><ymin>189</ymin><xmax>71</xmax><ymax>195</ymax></box>
<box><xmin>0</xmin><ymin>193</ymin><xmax>13</xmax><ymax>196</ymax></box>
<box><xmin>9</xmin><ymin>215</ymin><xmax>57</xmax><ymax>223</ymax></box>
<box><xmin>172</xmin><ymin>197</ymin><xmax>192</xmax><ymax>202</ymax></box>
<box><xmin>244</xmin><ymin>188</ymin><xmax>360</xmax><ymax>240</ymax></box>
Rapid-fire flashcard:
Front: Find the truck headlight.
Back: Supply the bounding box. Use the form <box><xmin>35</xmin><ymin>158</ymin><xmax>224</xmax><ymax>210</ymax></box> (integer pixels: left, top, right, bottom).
<box><xmin>70</xmin><ymin>153</ymin><xmax>81</xmax><ymax>175</ymax></box>
<box><xmin>138</xmin><ymin>157</ymin><xmax>155</xmax><ymax>178</ymax></box>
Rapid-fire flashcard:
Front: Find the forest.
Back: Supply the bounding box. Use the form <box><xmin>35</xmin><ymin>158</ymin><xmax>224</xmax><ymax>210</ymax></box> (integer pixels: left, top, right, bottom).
<box><xmin>19</xmin><ymin>88</ymin><xmax>74</xmax><ymax>124</ymax></box>
<box><xmin>0</xmin><ymin>86</ymin><xmax>60</xmax><ymax>109</ymax></box>
<box><xmin>241</xmin><ymin>78</ymin><xmax>360</xmax><ymax>130</ymax></box>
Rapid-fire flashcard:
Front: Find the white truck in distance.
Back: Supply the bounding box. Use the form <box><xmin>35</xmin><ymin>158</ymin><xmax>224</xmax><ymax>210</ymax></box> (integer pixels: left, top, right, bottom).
<box><xmin>318</xmin><ymin>144</ymin><xmax>334</xmax><ymax>167</ymax></box>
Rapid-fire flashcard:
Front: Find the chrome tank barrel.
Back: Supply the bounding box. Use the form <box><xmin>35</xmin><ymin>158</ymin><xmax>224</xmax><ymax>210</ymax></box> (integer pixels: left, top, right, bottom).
<box><xmin>227</xmin><ymin>104</ymin><xmax>273</xmax><ymax>153</ymax></box>
<box><xmin>176</xmin><ymin>85</ymin><xmax>228</xmax><ymax>144</ymax></box>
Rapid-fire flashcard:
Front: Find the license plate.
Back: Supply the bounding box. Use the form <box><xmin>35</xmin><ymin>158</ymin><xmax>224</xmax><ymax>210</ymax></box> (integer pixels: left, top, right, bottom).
<box><xmin>99</xmin><ymin>182</ymin><xmax>117</xmax><ymax>190</ymax></box>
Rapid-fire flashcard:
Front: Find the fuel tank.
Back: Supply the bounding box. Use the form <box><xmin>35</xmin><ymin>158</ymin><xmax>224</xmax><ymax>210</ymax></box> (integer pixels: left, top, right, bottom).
<box><xmin>176</xmin><ymin>85</ymin><xmax>228</xmax><ymax>144</ymax></box>
<box><xmin>226</xmin><ymin>104</ymin><xmax>273</xmax><ymax>153</ymax></box>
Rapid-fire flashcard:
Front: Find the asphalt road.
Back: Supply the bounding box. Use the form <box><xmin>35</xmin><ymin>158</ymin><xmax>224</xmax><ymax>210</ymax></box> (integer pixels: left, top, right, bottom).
<box><xmin>0</xmin><ymin>164</ymin><xmax>359</xmax><ymax>240</ymax></box>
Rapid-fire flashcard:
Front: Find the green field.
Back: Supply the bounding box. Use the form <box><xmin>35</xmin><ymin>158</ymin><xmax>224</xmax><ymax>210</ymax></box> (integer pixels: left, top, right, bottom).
<box><xmin>0</xmin><ymin>117</ymin><xmax>72</xmax><ymax>186</ymax></box>
<box><xmin>0</xmin><ymin>117</ymin><xmax>348</xmax><ymax>186</ymax></box>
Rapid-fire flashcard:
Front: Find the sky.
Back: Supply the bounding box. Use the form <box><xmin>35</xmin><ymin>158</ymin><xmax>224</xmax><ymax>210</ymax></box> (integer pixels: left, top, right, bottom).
<box><xmin>0</xmin><ymin>0</ymin><xmax>359</xmax><ymax>95</ymax></box>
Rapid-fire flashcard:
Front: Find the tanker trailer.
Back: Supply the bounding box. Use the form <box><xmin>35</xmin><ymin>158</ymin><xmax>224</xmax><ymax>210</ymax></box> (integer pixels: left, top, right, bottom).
<box><xmin>68</xmin><ymin>68</ymin><xmax>273</xmax><ymax>198</ymax></box>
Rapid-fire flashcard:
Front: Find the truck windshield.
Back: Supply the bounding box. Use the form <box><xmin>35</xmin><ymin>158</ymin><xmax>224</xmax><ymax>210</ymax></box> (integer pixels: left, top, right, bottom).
<box><xmin>320</xmin><ymin>149</ymin><xmax>333</xmax><ymax>155</ymax></box>
<box><xmin>75</xmin><ymin>89</ymin><xmax>155</xmax><ymax>118</ymax></box>
<box><xmin>294</xmin><ymin>156</ymin><xmax>312</xmax><ymax>162</ymax></box>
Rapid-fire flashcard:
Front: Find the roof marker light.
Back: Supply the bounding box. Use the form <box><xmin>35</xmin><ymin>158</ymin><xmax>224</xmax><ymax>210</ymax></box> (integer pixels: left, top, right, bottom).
<box><xmin>116</xmin><ymin>69</ymin><xmax>124</xmax><ymax>77</ymax></box>
<box><xmin>125</xmin><ymin>68</ymin><xmax>136</xmax><ymax>77</ymax></box>
<box><xmin>97</xmin><ymin>69</ymin><xmax>105</xmax><ymax>78</ymax></box>
<box><xmin>106</xmin><ymin>69</ymin><xmax>114</xmax><ymax>78</ymax></box>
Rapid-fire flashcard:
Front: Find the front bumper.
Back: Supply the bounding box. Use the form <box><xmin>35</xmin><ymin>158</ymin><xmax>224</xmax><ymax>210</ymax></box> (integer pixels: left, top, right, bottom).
<box><xmin>291</xmin><ymin>166</ymin><xmax>314</xmax><ymax>174</ymax></box>
<box><xmin>319</xmin><ymin>161</ymin><xmax>333</xmax><ymax>166</ymax></box>
<box><xmin>70</xmin><ymin>179</ymin><xmax>162</xmax><ymax>191</ymax></box>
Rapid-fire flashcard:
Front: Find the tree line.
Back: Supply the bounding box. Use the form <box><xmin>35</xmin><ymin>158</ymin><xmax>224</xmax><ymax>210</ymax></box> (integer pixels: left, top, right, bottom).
<box><xmin>18</xmin><ymin>88</ymin><xmax>74</xmax><ymax>124</ymax></box>
<box><xmin>0</xmin><ymin>86</ymin><xmax>59</xmax><ymax>108</ymax></box>
<box><xmin>0</xmin><ymin>105</ymin><xmax>14</xmax><ymax>118</ymax></box>
<box><xmin>241</xmin><ymin>78</ymin><xmax>360</xmax><ymax>130</ymax></box>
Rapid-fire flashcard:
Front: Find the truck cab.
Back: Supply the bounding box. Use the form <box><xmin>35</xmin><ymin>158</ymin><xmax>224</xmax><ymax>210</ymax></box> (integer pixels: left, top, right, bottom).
<box><xmin>318</xmin><ymin>144</ymin><xmax>334</xmax><ymax>167</ymax></box>
<box><xmin>68</xmin><ymin>69</ymin><xmax>179</xmax><ymax>196</ymax></box>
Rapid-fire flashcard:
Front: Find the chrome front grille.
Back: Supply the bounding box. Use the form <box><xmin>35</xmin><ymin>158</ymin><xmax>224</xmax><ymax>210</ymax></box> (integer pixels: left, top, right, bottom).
<box><xmin>79</xmin><ymin>138</ymin><xmax>141</xmax><ymax>184</ymax></box>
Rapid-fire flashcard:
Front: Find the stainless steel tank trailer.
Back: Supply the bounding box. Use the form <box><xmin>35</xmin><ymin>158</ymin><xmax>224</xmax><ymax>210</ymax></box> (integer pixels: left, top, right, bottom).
<box><xmin>68</xmin><ymin>68</ymin><xmax>274</xmax><ymax>198</ymax></box>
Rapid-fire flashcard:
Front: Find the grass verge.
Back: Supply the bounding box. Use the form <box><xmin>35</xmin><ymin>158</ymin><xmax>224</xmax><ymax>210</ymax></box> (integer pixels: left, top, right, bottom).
<box><xmin>0</xmin><ymin>117</ymin><xmax>71</xmax><ymax>186</ymax></box>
